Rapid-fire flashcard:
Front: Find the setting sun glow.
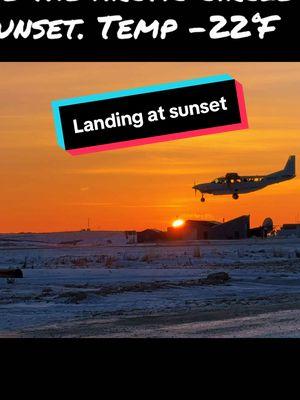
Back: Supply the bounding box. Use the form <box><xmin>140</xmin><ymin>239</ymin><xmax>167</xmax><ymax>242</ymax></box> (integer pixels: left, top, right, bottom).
<box><xmin>172</xmin><ymin>219</ymin><xmax>185</xmax><ymax>228</ymax></box>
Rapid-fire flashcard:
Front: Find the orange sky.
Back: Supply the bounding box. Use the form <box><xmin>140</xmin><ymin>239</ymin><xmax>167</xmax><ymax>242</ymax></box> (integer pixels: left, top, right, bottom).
<box><xmin>0</xmin><ymin>63</ymin><xmax>299</xmax><ymax>233</ymax></box>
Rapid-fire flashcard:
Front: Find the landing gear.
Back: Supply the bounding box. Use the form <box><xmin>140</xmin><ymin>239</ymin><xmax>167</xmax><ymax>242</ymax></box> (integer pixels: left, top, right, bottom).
<box><xmin>201</xmin><ymin>194</ymin><xmax>206</xmax><ymax>203</ymax></box>
<box><xmin>232</xmin><ymin>193</ymin><xmax>239</xmax><ymax>200</ymax></box>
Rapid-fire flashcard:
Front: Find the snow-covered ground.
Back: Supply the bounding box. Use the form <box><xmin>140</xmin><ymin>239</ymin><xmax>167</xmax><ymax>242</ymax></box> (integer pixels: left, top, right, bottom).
<box><xmin>1</xmin><ymin>231</ymin><xmax>300</xmax><ymax>337</ymax></box>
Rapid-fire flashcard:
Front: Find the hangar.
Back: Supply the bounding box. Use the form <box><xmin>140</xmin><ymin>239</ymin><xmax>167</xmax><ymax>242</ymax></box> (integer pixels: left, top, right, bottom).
<box><xmin>166</xmin><ymin>216</ymin><xmax>250</xmax><ymax>241</ymax></box>
<box><xmin>128</xmin><ymin>215</ymin><xmax>274</xmax><ymax>243</ymax></box>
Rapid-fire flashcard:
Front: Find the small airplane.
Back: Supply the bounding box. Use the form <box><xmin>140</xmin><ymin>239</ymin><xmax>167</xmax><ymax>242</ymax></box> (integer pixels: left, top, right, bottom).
<box><xmin>193</xmin><ymin>155</ymin><xmax>296</xmax><ymax>202</ymax></box>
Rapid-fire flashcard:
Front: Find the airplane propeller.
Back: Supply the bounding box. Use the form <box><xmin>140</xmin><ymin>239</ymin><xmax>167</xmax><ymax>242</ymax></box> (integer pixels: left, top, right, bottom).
<box><xmin>194</xmin><ymin>181</ymin><xmax>197</xmax><ymax>197</ymax></box>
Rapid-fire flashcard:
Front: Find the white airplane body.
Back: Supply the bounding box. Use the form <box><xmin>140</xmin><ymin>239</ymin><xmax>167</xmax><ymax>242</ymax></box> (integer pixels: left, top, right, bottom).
<box><xmin>193</xmin><ymin>155</ymin><xmax>296</xmax><ymax>202</ymax></box>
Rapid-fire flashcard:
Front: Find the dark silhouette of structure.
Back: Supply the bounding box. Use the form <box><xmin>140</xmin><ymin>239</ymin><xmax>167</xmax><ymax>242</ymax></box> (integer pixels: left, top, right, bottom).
<box><xmin>167</xmin><ymin>216</ymin><xmax>250</xmax><ymax>241</ymax></box>
<box><xmin>129</xmin><ymin>215</ymin><xmax>275</xmax><ymax>243</ymax></box>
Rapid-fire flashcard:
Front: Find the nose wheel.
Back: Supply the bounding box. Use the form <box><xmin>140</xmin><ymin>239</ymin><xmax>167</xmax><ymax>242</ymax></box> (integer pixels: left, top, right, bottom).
<box><xmin>232</xmin><ymin>193</ymin><xmax>239</xmax><ymax>200</ymax></box>
<box><xmin>201</xmin><ymin>194</ymin><xmax>206</xmax><ymax>203</ymax></box>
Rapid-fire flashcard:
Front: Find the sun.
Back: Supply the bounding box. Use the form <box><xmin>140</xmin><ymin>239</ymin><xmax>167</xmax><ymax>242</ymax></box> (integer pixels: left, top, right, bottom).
<box><xmin>172</xmin><ymin>219</ymin><xmax>185</xmax><ymax>228</ymax></box>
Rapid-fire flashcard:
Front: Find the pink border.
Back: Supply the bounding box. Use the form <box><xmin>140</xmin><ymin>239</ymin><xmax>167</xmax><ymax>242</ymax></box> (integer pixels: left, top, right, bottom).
<box><xmin>235</xmin><ymin>80</ymin><xmax>248</xmax><ymax>130</ymax></box>
<box><xmin>68</xmin><ymin>81</ymin><xmax>248</xmax><ymax>156</ymax></box>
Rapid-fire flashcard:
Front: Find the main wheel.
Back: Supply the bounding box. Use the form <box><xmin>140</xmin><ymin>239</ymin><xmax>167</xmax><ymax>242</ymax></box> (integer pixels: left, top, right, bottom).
<box><xmin>201</xmin><ymin>197</ymin><xmax>205</xmax><ymax>203</ymax></box>
<box><xmin>232</xmin><ymin>193</ymin><xmax>239</xmax><ymax>200</ymax></box>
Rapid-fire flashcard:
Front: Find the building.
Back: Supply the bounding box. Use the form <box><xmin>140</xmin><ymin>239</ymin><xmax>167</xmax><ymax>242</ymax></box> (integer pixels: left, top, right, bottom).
<box><xmin>128</xmin><ymin>215</ymin><xmax>267</xmax><ymax>243</ymax></box>
<box><xmin>125</xmin><ymin>231</ymin><xmax>137</xmax><ymax>244</ymax></box>
<box><xmin>208</xmin><ymin>215</ymin><xmax>250</xmax><ymax>240</ymax></box>
<box><xmin>137</xmin><ymin>229</ymin><xmax>166</xmax><ymax>243</ymax></box>
<box><xmin>167</xmin><ymin>216</ymin><xmax>250</xmax><ymax>241</ymax></box>
<box><xmin>248</xmin><ymin>226</ymin><xmax>265</xmax><ymax>238</ymax></box>
<box><xmin>167</xmin><ymin>220</ymin><xmax>220</xmax><ymax>240</ymax></box>
<box><xmin>249</xmin><ymin>217</ymin><xmax>274</xmax><ymax>238</ymax></box>
<box><xmin>278</xmin><ymin>224</ymin><xmax>300</xmax><ymax>238</ymax></box>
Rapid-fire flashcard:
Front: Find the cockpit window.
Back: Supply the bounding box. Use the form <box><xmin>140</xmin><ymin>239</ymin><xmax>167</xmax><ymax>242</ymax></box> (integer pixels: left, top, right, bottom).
<box><xmin>212</xmin><ymin>178</ymin><xmax>226</xmax><ymax>184</ymax></box>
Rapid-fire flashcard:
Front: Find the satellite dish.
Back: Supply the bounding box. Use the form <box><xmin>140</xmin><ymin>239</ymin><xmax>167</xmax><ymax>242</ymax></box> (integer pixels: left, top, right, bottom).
<box><xmin>263</xmin><ymin>218</ymin><xmax>273</xmax><ymax>233</ymax></box>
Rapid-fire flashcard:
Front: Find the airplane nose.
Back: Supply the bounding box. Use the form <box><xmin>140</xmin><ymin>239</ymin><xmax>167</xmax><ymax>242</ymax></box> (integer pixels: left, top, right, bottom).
<box><xmin>193</xmin><ymin>184</ymin><xmax>205</xmax><ymax>192</ymax></box>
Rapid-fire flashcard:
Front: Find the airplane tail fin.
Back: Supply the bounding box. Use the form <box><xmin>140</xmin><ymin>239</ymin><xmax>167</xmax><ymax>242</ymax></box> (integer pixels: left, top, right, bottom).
<box><xmin>283</xmin><ymin>155</ymin><xmax>296</xmax><ymax>176</ymax></box>
<box><xmin>266</xmin><ymin>155</ymin><xmax>296</xmax><ymax>180</ymax></box>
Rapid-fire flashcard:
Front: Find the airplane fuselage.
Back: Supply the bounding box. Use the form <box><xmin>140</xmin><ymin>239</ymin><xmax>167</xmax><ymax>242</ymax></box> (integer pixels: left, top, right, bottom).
<box><xmin>193</xmin><ymin>156</ymin><xmax>296</xmax><ymax>200</ymax></box>
<box><xmin>204</xmin><ymin>178</ymin><xmax>290</xmax><ymax>196</ymax></box>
